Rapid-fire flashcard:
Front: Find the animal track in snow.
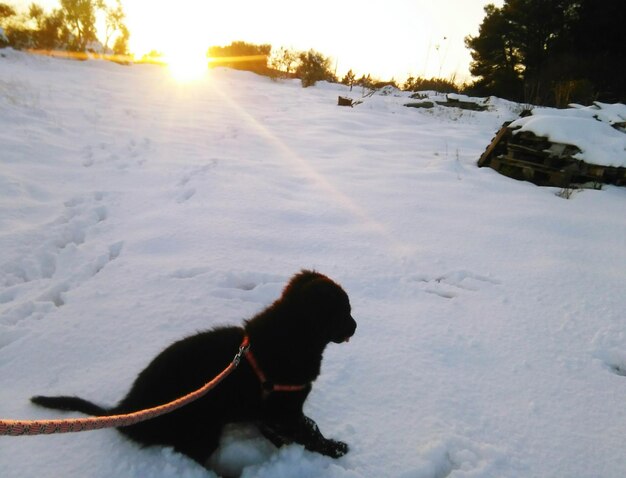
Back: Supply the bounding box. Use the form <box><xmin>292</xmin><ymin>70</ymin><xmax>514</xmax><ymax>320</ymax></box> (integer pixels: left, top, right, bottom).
<box><xmin>609</xmin><ymin>364</ymin><xmax>626</xmax><ymax>377</ymax></box>
<box><xmin>176</xmin><ymin>188</ymin><xmax>196</xmax><ymax>203</ymax></box>
<box><xmin>209</xmin><ymin>271</ymin><xmax>285</xmax><ymax>303</ymax></box>
<box><xmin>168</xmin><ymin>268</ymin><xmax>284</xmax><ymax>304</ymax></box>
<box><xmin>215</xmin><ymin>271</ymin><xmax>284</xmax><ymax>292</ymax></box>
<box><xmin>1</xmin><ymin>192</ymin><xmax>108</xmax><ymax>288</ymax></box>
<box><xmin>38</xmin><ymin>281</ymin><xmax>71</xmax><ymax>307</ymax></box>
<box><xmin>87</xmin><ymin>241</ymin><xmax>124</xmax><ymax>277</ymax></box>
<box><xmin>81</xmin><ymin>137</ymin><xmax>151</xmax><ymax>169</ymax></box>
<box><xmin>169</xmin><ymin>267</ymin><xmax>212</xmax><ymax>279</ymax></box>
<box><xmin>170</xmin><ymin>269</ymin><xmax>277</xmax><ymax>290</ymax></box>
<box><xmin>0</xmin><ymin>192</ymin><xmax>122</xmax><ymax>335</ymax></box>
<box><xmin>177</xmin><ymin>162</ymin><xmax>218</xmax><ymax>187</ymax></box>
<box><xmin>174</xmin><ymin>161</ymin><xmax>218</xmax><ymax>203</ymax></box>
<box><xmin>591</xmin><ymin>327</ymin><xmax>626</xmax><ymax>378</ymax></box>
<box><xmin>409</xmin><ymin>270</ymin><xmax>501</xmax><ymax>299</ymax></box>
<box><xmin>401</xmin><ymin>435</ymin><xmax>508</xmax><ymax>478</ymax></box>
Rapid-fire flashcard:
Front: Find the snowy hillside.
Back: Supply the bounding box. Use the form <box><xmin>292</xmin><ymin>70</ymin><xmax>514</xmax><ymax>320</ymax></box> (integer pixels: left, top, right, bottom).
<box><xmin>1</xmin><ymin>50</ymin><xmax>625</xmax><ymax>478</ymax></box>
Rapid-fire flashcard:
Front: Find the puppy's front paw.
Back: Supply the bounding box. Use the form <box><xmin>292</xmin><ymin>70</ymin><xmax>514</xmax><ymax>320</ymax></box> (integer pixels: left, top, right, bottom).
<box><xmin>259</xmin><ymin>416</ymin><xmax>349</xmax><ymax>459</ymax></box>
<box><xmin>321</xmin><ymin>438</ymin><xmax>349</xmax><ymax>458</ymax></box>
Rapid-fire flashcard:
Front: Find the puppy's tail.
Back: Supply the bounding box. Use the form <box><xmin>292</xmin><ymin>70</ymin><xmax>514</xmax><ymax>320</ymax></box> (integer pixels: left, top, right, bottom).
<box><xmin>31</xmin><ymin>395</ymin><xmax>109</xmax><ymax>416</ymax></box>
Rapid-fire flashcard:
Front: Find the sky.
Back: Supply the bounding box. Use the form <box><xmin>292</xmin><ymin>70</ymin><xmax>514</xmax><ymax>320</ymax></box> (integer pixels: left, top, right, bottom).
<box><xmin>13</xmin><ymin>0</ymin><xmax>504</xmax><ymax>83</ymax></box>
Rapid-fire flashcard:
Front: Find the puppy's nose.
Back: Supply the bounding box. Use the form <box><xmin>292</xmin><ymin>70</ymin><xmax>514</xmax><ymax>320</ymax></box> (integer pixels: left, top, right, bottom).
<box><xmin>349</xmin><ymin>316</ymin><xmax>357</xmax><ymax>334</ymax></box>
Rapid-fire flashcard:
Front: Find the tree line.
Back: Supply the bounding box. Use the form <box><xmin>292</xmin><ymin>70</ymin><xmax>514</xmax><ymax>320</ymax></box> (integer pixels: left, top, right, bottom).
<box><xmin>0</xmin><ymin>2</ymin><xmax>497</xmax><ymax>93</ymax></box>
<box><xmin>465</xmin><ymin>0</ymin><xmax>626</xmax><ymax>106</ymax></box>
<box><xmin>213</xmin><ymin>42</ymin><xmax>462</xmax><ymax>93</ymax></box>
<box><xmin>206</xmin><ymin>42</ymin><xmax>338</xmax><ymax>88</ymax></box>
<box><xmin>0</xmin><ymin>0</ymin><xmax>128</xmax><ymax>55</ymax></box>
<box><xmin>204</xmin><ymin>1</ymin><xmax>625</xmax><ymax>102</ymax></box>
<box><xmin>2</xmin><ymin>0</ymin><xmax>624</xmax><ymax>104</ymax></box>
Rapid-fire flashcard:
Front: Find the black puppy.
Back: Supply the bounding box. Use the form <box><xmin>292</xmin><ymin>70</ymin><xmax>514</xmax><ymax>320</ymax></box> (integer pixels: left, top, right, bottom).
<box><xmin>31</xmin><ymin>270</ymin><xmax>357</xmax><ymax>468</ymax></box>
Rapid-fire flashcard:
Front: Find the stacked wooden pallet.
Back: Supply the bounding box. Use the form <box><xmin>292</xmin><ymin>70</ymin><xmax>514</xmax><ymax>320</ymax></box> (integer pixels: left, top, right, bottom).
<box><xmin>478</xmin><ymin>123</ymin><xmax>626</xmax><ymax>188</ymax></box>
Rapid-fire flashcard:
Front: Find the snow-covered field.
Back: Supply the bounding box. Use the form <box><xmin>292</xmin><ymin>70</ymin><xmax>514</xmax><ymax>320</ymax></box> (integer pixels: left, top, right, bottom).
<box><xmin>1</xmin><ymin>50</ymin><xmax>625</xmax><ymax>477</ymax></box>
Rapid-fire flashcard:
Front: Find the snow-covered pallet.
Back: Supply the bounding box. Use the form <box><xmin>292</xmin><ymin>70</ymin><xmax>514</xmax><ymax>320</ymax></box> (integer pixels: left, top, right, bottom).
<box><xmin>478</xmin><ymin>122</ymin><xmax>626</xmax><ymax>188</ymax></box>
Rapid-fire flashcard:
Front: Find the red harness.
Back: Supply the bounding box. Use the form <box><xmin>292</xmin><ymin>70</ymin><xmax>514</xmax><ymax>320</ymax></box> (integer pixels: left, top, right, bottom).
<box><xmin>242</xmin><ymin>335</ymin><xmax>309</xmax><ymax>396</ymax></box>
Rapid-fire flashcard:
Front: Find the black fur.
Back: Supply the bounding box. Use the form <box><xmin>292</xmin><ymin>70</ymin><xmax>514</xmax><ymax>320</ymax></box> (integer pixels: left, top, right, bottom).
<box><xmin>31</xmin><ymin>270</ymin><xmax>357</xmax><ymax>467</ymax></box>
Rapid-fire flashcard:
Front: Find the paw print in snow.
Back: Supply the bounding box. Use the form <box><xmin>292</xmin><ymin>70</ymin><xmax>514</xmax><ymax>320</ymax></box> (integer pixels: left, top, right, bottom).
<box><xmin>175</xmin><ymin>160</ymin><xmax>218</xmax><ymax>204</ymax></box>
<box><xmin>592</xmin><ymin>327</ymin><xmax>626</xmax><ymax>377</ymax></box>
<box><xmin>409</xmin><ymin>270</ymin><xmax>501</xmax><ymax>299</ymax></box>
<box><xmin>81</xmin><ymin>138</ymin><xmax>151</xmax><ymax>169</ymax></box>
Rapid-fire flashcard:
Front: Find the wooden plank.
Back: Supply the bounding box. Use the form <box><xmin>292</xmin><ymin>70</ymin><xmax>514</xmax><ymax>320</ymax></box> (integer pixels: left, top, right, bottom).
<box><xmin>499</xmin><ymin>154</ymin><xmax>568</xmax><ymax>176</ymax></box>
<box><xmin>478</xmin><ymin>123</ymin><xmax>511</xmax><ymax>167</ymax></box>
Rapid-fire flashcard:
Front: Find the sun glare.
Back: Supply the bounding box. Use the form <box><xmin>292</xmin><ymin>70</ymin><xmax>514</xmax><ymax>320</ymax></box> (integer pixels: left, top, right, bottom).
<box><xmin>165</xmin><ymin>45</ymin><xmax>209</xmax><ymax>82</ymax></box>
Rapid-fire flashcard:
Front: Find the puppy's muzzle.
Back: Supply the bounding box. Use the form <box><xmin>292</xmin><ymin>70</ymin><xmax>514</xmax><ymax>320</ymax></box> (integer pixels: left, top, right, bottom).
<box><xmin>334</xmin><ymin>315</ymin><xmax>357</xmax><ymax>344</ymax></box>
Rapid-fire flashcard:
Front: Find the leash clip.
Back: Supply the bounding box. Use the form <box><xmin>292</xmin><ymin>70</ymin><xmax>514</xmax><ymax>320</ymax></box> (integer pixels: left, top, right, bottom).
<box><xmin>233</xmin><ymin>340</ymin><xmax>250</xmax><ymax>366</ymax></box>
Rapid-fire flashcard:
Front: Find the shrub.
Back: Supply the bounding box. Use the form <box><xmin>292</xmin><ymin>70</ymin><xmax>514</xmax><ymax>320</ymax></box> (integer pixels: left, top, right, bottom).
<box><xmin>295</xmin><ymin>49</ymin><xmax>336</xmax><ymax>88</ymax></box>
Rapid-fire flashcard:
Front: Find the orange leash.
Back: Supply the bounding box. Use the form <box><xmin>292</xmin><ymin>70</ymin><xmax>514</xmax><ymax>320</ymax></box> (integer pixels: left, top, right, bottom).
<box><xmin>0</xmin><ymin>337</ymin><xmax>250</xmax><ymax>436</ymax></box>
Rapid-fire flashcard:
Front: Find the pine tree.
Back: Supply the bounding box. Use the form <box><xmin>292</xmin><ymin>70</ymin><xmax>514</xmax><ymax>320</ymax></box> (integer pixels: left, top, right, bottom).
<box><xmin>466</xmin><ymin>0</ymin><xmax>626</xmax><ymax>105</ymax></box>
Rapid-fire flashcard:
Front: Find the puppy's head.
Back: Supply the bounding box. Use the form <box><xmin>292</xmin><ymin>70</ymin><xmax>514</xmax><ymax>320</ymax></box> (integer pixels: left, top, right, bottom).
<box><xmin>282</xmin><ymin>270</ymin><xmax>357</xmax><ymax>344</ymax></box>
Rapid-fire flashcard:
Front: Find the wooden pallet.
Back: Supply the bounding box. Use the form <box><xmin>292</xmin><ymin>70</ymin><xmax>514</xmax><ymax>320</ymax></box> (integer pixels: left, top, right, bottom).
<box><xmin>478</xmin><ymin>124</ymin><xmax>626</xmax><ymax>187</ymax></box>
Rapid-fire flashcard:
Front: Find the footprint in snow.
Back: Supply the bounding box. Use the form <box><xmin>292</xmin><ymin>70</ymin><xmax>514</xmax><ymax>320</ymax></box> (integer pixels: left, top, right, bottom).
<box><xmin>400</xmin><ymin>435</ymin><xmax>510</xmax><ymax>478</ymax></box>
<box><xmin>174</xmin><ymin>161</ymin><xmax>219</xmax><ymax>204</ymax></box>
<box><xmin>1</xmin><ymin>192</ymin><xmax>108</xmax><ymax>289</ymax></box>
<box><xmin>1</xmin><ymin>241</ymin><xmax>123</xmax><ymax>327</ymax></box>
<box><xmin>176</xmin><ymin>188</ymin><xmax>196</xmax><ymax>203</ymax></box>
<box><xmin>409</xmin><ymin>270</ymin><xmax>501</xmax><ymax>300</ymax></box>
<box><xmin>215</xmin><ymin>271</ymin><xmax>284</xmax><ymax>292</ymax></box>
<box><xmin>169</xmin><ymin>269</ymin><xmax>283</xmax><ymax>304</ymax></box>
<box><xmin>81</xmin><ymin>138</ymin><xmax>151</xmax><ymax>168</ymax></box>
<box><xmin>591</xmin><ymin>327</ymin><xmax>626</xmax><ymax>378</ymax></box>
<box><xmin>0</xmin><ymin>191</ymin><xmax>121</xmax><ymax>330</ymax></box>
<box><xmin>169</xmin><ymin>267</ymin><xmax>212</xmax><ymax>279</ymax></box>
<box><xmin>210</xmin><ymin>272</ymin><xmax>285</xmax><ymax>304</ymax></box>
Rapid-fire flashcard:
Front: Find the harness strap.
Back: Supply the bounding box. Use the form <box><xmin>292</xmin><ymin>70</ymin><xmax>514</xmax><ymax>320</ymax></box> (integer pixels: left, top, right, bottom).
<box><xmin>244</xmin><ymin>338</ymin><xmax>309</xmax><ymax>395</ymax></box>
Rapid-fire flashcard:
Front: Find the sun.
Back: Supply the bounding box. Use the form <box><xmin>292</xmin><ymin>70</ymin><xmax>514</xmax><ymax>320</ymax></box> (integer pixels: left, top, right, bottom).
<box><xmin>165</xmin><ymin>44</ymin><xmax>209</xmax><ymax>82</ymax></box>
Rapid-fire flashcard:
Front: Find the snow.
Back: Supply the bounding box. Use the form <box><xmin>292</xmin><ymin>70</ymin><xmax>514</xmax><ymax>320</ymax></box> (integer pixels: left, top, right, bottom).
<box><xmin>510</xmin><ymin>104</ymin><xmax>626</xmax><ymax>168</ymax></box>
<box><xmin>446</xmin><ymin>93</ymin><xmax>488</xmax><ymax>105</ymax></box>
<box><xmin>571</xmin><ymin>102</ymin><xmax>626</xmax><ymax>127</ymax></box>
<box><xmin>1</xmin><ymin>50</ymin><xmax>626</xmax><ymax>478</ymax></box>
